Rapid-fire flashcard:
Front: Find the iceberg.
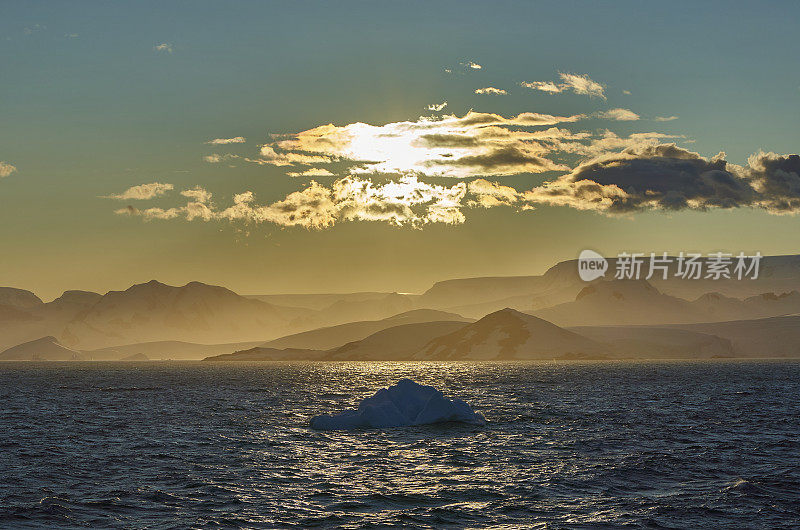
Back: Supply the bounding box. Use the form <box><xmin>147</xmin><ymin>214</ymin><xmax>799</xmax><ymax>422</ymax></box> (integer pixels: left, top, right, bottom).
<box><xmin>310</xmin><ymin>378</ymin><xmax>486</xmax><ymax>430</ymax></box>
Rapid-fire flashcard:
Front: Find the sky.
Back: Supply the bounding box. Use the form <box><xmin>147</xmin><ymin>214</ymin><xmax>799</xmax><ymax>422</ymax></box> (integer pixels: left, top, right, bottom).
<box><xmin>1</xmin><ymin>0</ymin><xmax>799</xmax><ymax>300</ymax></box>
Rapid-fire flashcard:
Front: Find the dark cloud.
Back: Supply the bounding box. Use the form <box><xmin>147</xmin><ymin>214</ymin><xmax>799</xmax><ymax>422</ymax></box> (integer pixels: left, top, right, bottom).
<box><xmin>426</xmin><ymin>144</ymin><xmax>565</xmax><ymax>175</ymax></box>
<box><xmin>522</xmin><ymin>144</ymin><xmax>800</xmax><ymax>215</ymax></box>
<box><xmin>525</xmin><ymin>144</ymin><xmax>757</xmax><ymax>213</ymax></box>
<box><xmin>414</xmin><ymin>134</ymin><xmax>481</xmax><ymax>148</ymax></box>
<box><xmin>748</xmin><ymin>152</ymin><xmax>800</xmax><ymax>213</ymax></box>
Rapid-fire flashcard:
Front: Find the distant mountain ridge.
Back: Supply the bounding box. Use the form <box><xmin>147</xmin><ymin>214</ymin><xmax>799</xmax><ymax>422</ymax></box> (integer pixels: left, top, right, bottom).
<box><xmin>532</xmin><ymin>279</ymin><xmax>800</xmax><ymax>327</ymax></box>
<box><xmin>664</xmin><ymin>315</ymin><xmax>800</xmax><ymax>357</ymax></box>
<box><xmin>0</xmin><ymin>280</ymin><xmax>319</xmax><ymax>351</ymax></box>
<box><xmin>262</xmin><ymin>309</ymin><xmax>471</xmax><ymax>350</ymax></box>
<box><xmin>84</xmin><ymin>339</ymin><xmax>265</xmax><ymax>361</ymax></box>
<box><xmin>569</xmin><ymin>326</ymin><xmax>733</xmax><ymax>358</ymax></box>
<box><xmin>326</xmin><ymin>321</ymin><xmax>470</xmax><ymax>361</ymax></box>
<box><xmin>0</xmin><ymin>287</ymin><xmax>44</xmax><ymax>310</ymax></box>
<box><xmin>417</xmin><ymin>254</ymin><xmax>800</xmax><ymax>317</ymax></box>
<box><xmin>0</xmin><ymin>336</ymin><xmax>82</xmax><ymax>361</ymax></box>
<box><xmin>58</xmin><ymin>280</ymin><xmax>299</xmax><ymax>349</ymax></box>
<box><xmin>246</xmin><ymin>292</ymin><xmax>397</xmax><ymax>311</ymax></box>
<box><xmin>4</xmin><ymin>253</ymin><xmax>800</xmax><ymax>358</ymax></box>
<box><xmin>416</xmin><ymin>308</ymin><xmax>606</xmax><ymax>360</ymax></box>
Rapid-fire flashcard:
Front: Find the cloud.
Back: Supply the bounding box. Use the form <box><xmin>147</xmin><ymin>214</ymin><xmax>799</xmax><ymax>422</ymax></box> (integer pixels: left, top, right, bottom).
<box><xmin>746</xmin><ymin>152</ymin><xmax>800</xmax><ymax>213</ymax></box>
<box><xmin>559</xmin><ymin>73</ymin><xmax>606</xmax><ymax>99</ymax></box>
<box><xmin>203</xmin><ymin>153</ymin><xmax>239</xmax><ymax>163</ymax></box>
<box><xmin>112</xmin><ymin>145</ymin><xmax>800</xmax><ymax>229</ymax></box>
<box><xmin>522</xmin><ymin>177</ymin><xmax>628</xmax><ymax>212</ymax></box>
<box><xmin>253</xmin><ymin>110</ymin><xmax>588</xmax><ymax>178</ymax></box>
<box><xmin>467</xmin><ymin>179</ymin><xmax>522</xmax><ymax>208</ymax></box>
<box><xmin>519</xmin><ymin>80</ymin><xmax>562</xmax><ymax>94</ymax></box>
<box><xmin>235</xmin><ymin>109</ymin><xmax>695</xmax><ymax>183</ymax></box>
<box><xmin>287</xmin><ymin>168</ymin><xmax>335</xmax><ymax>178</ymax></box>
<box><xmin>249</xmin><ymin>146</ymin><xmax>331</xmax><ymax>167</ymax></box>
<box><xmin>519</xmin><ymin>144</ymin><xmax>800</xmax><ymax>215</ymax></box>
<box><xmin>116</xmin><ymin>176</ymin><xmax>470</xmax><ymax>228</ymax></box>
<box><xmin>520</xmin><ymin>72</ymin><xmax>606</xmax><ymax>99</ymax></box>
<box><xmin>104</xmin><ymin>67</ymin><xmax>800</xmax><ymax>229</ymax></box>
<box><xmin>0</xmin><ymin>161</ymin><xmax>17</xmax><ymax>178</ymax></box>
<box><xmin>522</xmin><ymin>144</ymin><xmax>753</xmax><ymax>213</ymax></box>
<box><xmin>553</xmin><ymin>130</ymin><xmax>683</xmax><ymax>158</ymax></box>
<box><xmin>447</xmin><ymin>61</ymin><xmax>482</xmax><ymax>74</ymax></box>
<box><xmin>332</xmin><ymin>176</ymin><xmax>467</xmax><ymax>225</ymax></box>
<box><xmin>115</xmin><ymin>205</ymin><xmax>181</xmax><ymax>220</ymax></box>
<box><xmin>181</xmin><ymin>186</ymin><xmax>212</xmax><ymax>203</ymax></box>
<box><xmin>116</xmin><ymin>186</ymin><xmax>212</xmax><ymax>220</ymax></box>
<box><xmin>24</xmin><ymin>24</ymin><xmax>45</xmax><ymax>35</ymax></box>
<box><xmin>425</xmin><ymin>143</ymin><xmax>567</xmax><ymax>175</ymax></box>
<box><xmin>475</xmin><ymin>87</ymin><xmax>508</xmax><ymax>95</ymax></box>
<box><xmin>154</xmin><ymin>43</ymin><xmax>173</xmax><ymax>53</ymax></box>
<box><xmin>206</xmin><ymin>137</ymin><xmax>246</xmax><ymax>144</ymax></box>
<box><xmin>594</xmin><ymin>108</ymin><xmax>640</xmax><ymax>121</ymax></box>
<box><xmin>103</xmin><ymin>182</ymin><xmax>174</xmax><ymax>200</ymax></box>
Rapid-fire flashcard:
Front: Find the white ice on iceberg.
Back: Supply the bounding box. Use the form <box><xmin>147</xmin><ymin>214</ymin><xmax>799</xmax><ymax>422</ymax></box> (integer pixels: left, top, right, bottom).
<box><xmin>310</xmin><ymin>378</ymin><xmax>486</xmax><ymax>430</ymax></box>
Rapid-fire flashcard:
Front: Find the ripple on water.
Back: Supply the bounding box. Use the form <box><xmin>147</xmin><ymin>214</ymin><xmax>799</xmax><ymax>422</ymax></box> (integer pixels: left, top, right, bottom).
<box><xmin>0</xmin><ymin>360</ymin><xmax>799</xmax><ymax>528</ymax></box>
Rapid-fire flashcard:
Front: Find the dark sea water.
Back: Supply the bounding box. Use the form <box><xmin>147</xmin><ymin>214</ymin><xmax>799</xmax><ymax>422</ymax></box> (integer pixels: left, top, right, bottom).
<box><xmin>1</xmin><ymin>361</ymin><xmax>799</xmax><ymax>529</ymax></box>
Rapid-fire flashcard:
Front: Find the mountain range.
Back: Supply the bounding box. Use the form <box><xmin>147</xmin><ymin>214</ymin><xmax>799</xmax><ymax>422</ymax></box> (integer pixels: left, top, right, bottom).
<box><xmin>3</xmin><ymin>254</ymin><xmax>800</xmax><ymax>360</ymax></box>
<box><xmin>203</xmin><ymin>307</ymin><xmax>736</xmax><ymax>362</ymax></box>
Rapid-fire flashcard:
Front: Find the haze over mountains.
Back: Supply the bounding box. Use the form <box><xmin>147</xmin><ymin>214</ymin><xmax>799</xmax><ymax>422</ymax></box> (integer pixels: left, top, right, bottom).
<box><xmin>532</xmin><ymin>280</ymin><xmax>800</xmax><ymax>327</ymax></box>
<box><xmin>205</xmin><ymin>309</ymin><xmax>607</xmax><ymax>362</ymax></box>
<box><xmin>2</xmin><ymin>254</ymin><xmax>800</xmax><ymax>361</ymax></box>
<box><xmin>0</xmin><ymin>336</ymin><xmax>83</xmax><ymax>361</ymax></box>
<box><xmin>261</xmin><ymin>309</ymin><xmax>472</xmax><ymax>350</ymax></box>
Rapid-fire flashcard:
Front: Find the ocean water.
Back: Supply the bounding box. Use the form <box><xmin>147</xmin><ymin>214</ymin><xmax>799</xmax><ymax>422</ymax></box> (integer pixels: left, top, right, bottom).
<box><xmin>1</xmin><ymin>361</ymin><xmax>799</xmax><ymax>529</ymax></box>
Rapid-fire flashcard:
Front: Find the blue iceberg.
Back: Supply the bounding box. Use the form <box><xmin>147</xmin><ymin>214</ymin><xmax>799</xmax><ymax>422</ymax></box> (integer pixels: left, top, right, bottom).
<box><xmin>310</xmin><ymin>378</ymin><xmax>486</xmax><ymax>430</ymax></box>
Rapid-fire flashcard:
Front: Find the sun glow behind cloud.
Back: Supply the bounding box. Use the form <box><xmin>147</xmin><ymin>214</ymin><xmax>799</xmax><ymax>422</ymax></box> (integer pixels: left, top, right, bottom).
<box><xmin>248</xmin><ymin>111</ymin><xmax>599</xmax><ymax>179</ymax></box>
<box><xmin>111</xmin><ymin>108</ymin><xmax>704</xmax><ymax>228</ymax></box>
<box><xmin>109</xmin><ymin>65</ymin><xmax>800</xmax><ymax>231</ymax></box>
<box><xmin>110</xmin><ymin>145</ymin><xmax>800</xmax><ymax>229</ymax></box>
